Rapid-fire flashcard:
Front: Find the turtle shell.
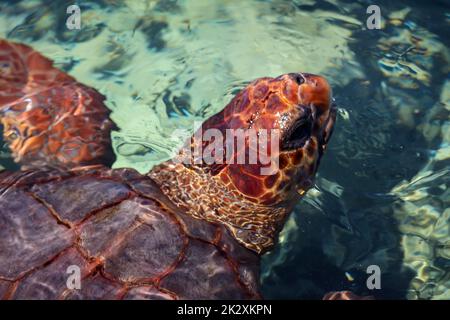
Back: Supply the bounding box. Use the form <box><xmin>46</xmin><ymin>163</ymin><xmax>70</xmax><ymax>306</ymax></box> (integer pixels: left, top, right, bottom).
<box><xmin>0</xmin><ymin>166</ymin><xmax>260</xmax><ymax>299</ymax></box>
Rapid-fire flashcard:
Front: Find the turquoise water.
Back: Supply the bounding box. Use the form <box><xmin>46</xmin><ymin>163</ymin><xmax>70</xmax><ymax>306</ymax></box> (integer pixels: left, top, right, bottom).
<box><xmin>0</xmin><ymin>0</ymin><xmax>449</xmax><ymax>299</ymax></box>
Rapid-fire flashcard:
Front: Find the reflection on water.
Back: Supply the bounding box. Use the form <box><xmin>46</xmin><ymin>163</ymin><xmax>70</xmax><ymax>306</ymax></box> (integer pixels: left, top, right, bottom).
<box><xmin>0</xmin><ymin>0</ymin><xmax>449</xmax><ymax>299</ymax></box>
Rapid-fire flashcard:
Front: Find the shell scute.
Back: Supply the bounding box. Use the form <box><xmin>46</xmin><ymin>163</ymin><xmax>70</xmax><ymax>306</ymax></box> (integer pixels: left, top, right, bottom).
<box><xmin>102</xmin><ymin>205</ymin><xmax>185</xmax><ymax>282</ymax></box>
<box><xmin>0</xmin><ymin>188</ymin><xmax>74</xmax><ymax>281</ymax></box>
<box><xmin>31</xmin><ymin>176</ymin><xmax>131</xmax><ymax>224</ymax></box>
<box><xmin>64</xmin><ymin>274</ymin><xmax>123</xmax><ymax>300</ymax></box>
<box><xmin>13</xmin><ymin>248</ymin><xmax>88</xmax><ymax>299</ymax></box>
<box><xmin>159</xmin><ymin>239</ymin><xmax>245</xmax><ymax>299</ymax></box>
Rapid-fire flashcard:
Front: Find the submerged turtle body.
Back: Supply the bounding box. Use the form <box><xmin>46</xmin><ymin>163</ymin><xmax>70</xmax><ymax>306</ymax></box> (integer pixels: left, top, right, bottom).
<box><xmin>0</xmin><ymin>166</ymin><xmax>259</xmax><ymax>299</ymax></box>
<box><xmin>0</xmin><ymin>40</ymin><xmax>114</xmax><ymax>169</ymax></box>
<box><xmin>0</xmin><ymin>40</ymin><xmax>337</xmax><ymax>299</ymax></box>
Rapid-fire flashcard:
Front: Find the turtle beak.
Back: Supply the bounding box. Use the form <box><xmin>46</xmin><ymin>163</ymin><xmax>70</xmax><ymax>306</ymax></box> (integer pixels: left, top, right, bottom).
<box><xmin>296</xmin><ymin>73</ymin><xmax>336</xmax><ymax>150</ymax></box>
<box><xmin>297</xmin><ymin>73</ymin><xmax>332</xmax><ymax>115</ymax></box>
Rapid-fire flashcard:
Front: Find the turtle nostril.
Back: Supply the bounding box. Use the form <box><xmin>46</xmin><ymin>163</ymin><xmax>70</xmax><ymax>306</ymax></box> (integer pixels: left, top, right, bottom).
<box><xmin>293</xmin><ymin>74</ymin><xmax>305</xmax><ymax>85</ymax></box>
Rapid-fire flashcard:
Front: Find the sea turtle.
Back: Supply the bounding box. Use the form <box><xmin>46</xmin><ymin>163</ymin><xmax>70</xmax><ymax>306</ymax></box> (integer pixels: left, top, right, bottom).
<box><xmin>0</xmin><ymin>40</ymin><xmax>336</xmax><ymax>299</ymax></box>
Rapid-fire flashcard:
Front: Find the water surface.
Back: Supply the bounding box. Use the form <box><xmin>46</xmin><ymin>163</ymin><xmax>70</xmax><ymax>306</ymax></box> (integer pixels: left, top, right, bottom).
<box><xmin>0</xmin><ymin>0</ymin><xmax>449</xmax><ymax>299</ymax></box>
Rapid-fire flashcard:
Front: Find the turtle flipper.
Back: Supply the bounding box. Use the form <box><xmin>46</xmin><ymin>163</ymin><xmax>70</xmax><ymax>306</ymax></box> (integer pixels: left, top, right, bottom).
<box><xmin>0</xmin><ymin>39</ymin><xmax>115</xmax><ymax>170</ymax></box>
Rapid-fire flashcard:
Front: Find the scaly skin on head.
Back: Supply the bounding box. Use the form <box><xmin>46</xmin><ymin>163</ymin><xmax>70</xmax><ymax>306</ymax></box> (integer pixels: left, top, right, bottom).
<box><xmin>150</xmin><ymin>73</ymin><xmax>336</xmax><ymax>253</ymax></box>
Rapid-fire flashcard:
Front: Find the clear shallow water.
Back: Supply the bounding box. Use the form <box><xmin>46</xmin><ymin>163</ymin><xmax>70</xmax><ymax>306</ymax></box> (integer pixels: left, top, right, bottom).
<box><xmin>0</xmin><ymin>0</ymin><xmax>449</xmax><ymax>299</ymax></box>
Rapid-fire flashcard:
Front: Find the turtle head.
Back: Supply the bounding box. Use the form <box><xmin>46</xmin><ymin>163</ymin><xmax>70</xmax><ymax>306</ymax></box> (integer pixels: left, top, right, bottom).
<box><xmin>151</xmin><ymin>72</ymin><xmax>336</xmax><ymax>253</ymax></box>
<box><xmin>198</xmin><ymin>72</ymin><xmax>336</xmax><ymax>206</ymax></box>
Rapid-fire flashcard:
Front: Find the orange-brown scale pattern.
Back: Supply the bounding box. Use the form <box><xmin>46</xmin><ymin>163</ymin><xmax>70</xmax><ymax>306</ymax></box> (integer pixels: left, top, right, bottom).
<box><xmin>0</xmin><ymin>39</ymin><xmax>114</xmax><ymax>169</ymax></box>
